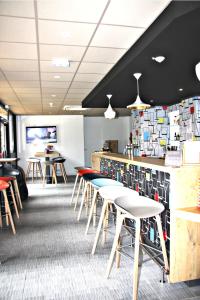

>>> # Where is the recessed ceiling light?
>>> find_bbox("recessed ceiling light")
[52,58,70,68]
[179,88,183,91]
[5,104,9,109]
[51,94,56,97]
[63,105,88,111]
[152,56,166,63]
[62,32,71,38]
[54,75,61,79]
[49,102,53,107]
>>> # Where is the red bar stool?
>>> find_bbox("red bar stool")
[0,176,23,211]
[71,169,99,209]
[0,179,16,234]
[70,167,92,205]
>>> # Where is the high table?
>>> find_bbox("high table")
[35,151,60,183]
[91,152,200,283]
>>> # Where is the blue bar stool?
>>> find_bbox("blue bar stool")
[106,195,169,300]
[91,186,139,255]
[84,178,124,235]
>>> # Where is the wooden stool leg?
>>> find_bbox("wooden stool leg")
[77,181,89,221]
[74,177,83,211]
[32,162,34,183]
[106,212,124,278]
[133,219,141,300]
[26,162,31,180]
[13,179,23,209]
[10,183,19,219]
[61,163,67,183]
[156,215,169,274]
[43,164,46,187]
[116,236,122,268]
[52,165,57,184]
[85,188,98,234]
[102,203,109,245]
[71,173,79,205]
[38,162,43,180]
[92,199,108,255]
[3,190,16,235]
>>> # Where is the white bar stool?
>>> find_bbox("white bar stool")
[106,195,169,300]
[91,186,139,255]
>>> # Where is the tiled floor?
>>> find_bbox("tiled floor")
[0,180,200,300]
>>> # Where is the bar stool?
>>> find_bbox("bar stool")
[82,178,124,233]
[43,161,57,186]
[0,179,16,234]
[73,169,100,209]
[106,195,169,300]
[52,157,68,183]
[71,167,91,205]
[91,186,139,255]
[26,158,43,182]
[0,176,20,219]
[0,167,23,210]
[76,173,108,218]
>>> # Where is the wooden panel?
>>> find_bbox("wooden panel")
[170,214,200,282]
[91,153,101,171]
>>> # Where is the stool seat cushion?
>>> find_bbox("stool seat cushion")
[0,176,14,182]
[82,173,107,181]
[0,179,9,190]
[26,158,40,163]
[0,167,19,177]
[53,158,65,163]
[91,178,123,188]
[99,186,138,202]
[114,195,165,219]
[78,169,99,176]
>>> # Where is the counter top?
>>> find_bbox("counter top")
[175,207,200,223]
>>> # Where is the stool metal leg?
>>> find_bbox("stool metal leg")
[156,215,169,275]
[106,211,124,278]
[85,188,98,234]
[3,190,16,235]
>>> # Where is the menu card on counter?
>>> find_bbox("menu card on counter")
[165,150,182,167]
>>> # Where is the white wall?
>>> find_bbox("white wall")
[84,116,131,166]
[17,115,85,175]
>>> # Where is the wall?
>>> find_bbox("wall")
[131,97,200,157]
[17,115,85,175]
[84,116,131,166]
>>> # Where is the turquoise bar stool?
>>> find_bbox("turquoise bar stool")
[106,195,169,300]
[84,178,123,235]
[77,173,108,219]
[91,186,139,255]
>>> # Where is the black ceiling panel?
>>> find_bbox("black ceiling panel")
[82,1,200,108]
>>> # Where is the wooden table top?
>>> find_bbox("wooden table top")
[35,151,60,158]
[0,158,17,162]
[175,207,200,223]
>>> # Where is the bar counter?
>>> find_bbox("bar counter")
[91,152,200,283]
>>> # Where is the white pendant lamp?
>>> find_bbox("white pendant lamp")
[195,62,200,81]
[104,94,116,119]
[127,73,151,110]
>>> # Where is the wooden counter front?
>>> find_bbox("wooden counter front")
[91,151,200,283]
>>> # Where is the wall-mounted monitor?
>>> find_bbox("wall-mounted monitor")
[26,126,57,144]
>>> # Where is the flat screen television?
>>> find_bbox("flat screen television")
[26,126,57,144]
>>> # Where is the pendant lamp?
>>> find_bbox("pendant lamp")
[127,73,151,110]
[104,94,116,119]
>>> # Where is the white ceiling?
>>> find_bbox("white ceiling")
[0,0,171,115]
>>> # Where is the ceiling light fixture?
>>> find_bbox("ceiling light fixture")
[152,56,165,63]
[104,94,116,119]
[51,94,56,97]
[63,105,88,111]
[49,102,53,107]
[127,73,151,110]
[195,62,200,81]
[179,88,183,91]
[52,58,70,68]
[54,75,61,79]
